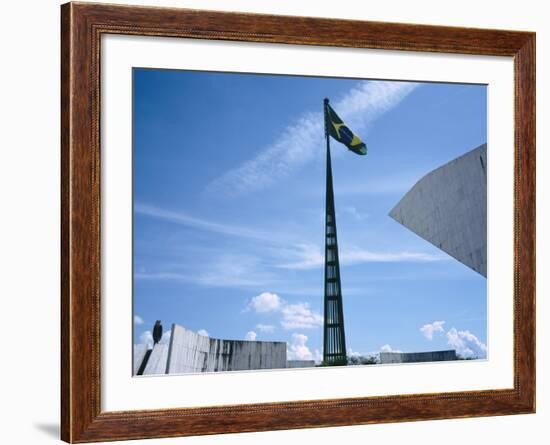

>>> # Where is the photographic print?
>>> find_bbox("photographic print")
[61,5,535,440]
[132,68,487,376]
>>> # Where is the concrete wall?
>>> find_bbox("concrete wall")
[389,144,487,277]
[286,360,315,368]
[133,344,148,375]
[134,324,288,375]
[380,350,457,364]
[167,324,287,374]
[143,344,169,375]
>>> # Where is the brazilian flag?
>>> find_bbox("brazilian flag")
[325,102,367,156]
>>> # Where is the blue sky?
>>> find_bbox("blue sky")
[133,68,487,363]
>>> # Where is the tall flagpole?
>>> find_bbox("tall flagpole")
[323,98,347,366]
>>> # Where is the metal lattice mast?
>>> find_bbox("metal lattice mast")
[323,98,347,366]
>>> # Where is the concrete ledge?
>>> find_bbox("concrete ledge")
[136,324,288,375]
[380,350,457,364]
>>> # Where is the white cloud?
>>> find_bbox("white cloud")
[193,254,275,288]
[342,206,367,221]
[337,80,418,128]
[135,203,268,241]
[380,344,402,353]
[277,243,445,270]
[336,172,425,197]
[207,80,419,196]
[447,328,487,359]
[134,315,144,325]
[256,324,275,333]
[348,347,362,358]
[139,331,153,350]
[244,331,257,341]
[287,333,321,362]
[207,112,322,196]
[341,248,445,264]
[137,254,275,289]
[281,302,323,330]
[300,170,428,200]
[159,330,171,345]
[197,329,209,337]
[247,292,283,313]
[246,292,323,330]
[420,320,446,340]
[139,329,170,350]
[276,244,324,270]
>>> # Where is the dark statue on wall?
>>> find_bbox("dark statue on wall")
[153,320,163,345]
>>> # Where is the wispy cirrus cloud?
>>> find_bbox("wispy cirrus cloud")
[256,323,275,333]
[342,247,445,264]
[136,203,443,267]
[275,244,323,270]
[134,203,445,290]
[341,206,368,221]
[277,243,446,270]
[206,80,419,197]
[135,202,300,247]
[135,203,269,241]
[136,253,276,288]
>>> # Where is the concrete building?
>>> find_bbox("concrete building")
[389,144,487,277]
[380,350,457,364]
[286,360,316,368]
[135,324,288,375]
[167,324,287,374]
[133,344,148,375]
[143,343,169,375]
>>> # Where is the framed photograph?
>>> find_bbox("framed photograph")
[61,2,535,442]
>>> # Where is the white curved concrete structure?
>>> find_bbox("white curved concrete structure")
[167,324,287,374]
[135,324,287,375]
[389,144,487,277]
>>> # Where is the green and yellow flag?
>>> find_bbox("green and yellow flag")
[325,102,367,156]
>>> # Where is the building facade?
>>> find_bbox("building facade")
[389,144,487,277]
[135,324,288,375]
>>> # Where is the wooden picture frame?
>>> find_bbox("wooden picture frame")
[61,2,535,442]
